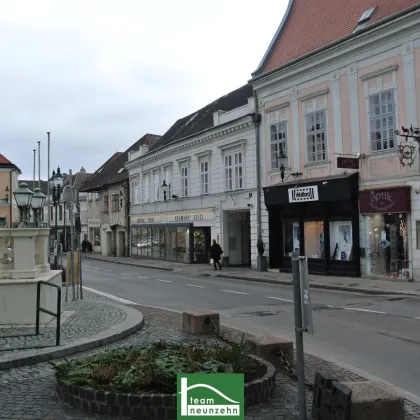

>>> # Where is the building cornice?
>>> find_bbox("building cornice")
[125,118,253,169]
[252,9,420,93]
[360,64,399,81]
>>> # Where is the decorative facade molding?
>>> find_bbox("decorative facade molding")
[176,156,191,166]
[299,89,329,102]
[360,64,399,81]
[218,139,247,153]
[195,150,212,159]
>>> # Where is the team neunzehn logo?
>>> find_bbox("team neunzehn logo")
[177,373,244,419]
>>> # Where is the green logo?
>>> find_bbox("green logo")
[177,373,244,419]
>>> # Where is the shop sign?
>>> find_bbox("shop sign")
[168,211,214,222]
[288,185,319,203]
[135,216,158,223]
[337,156,359,169]
[359,187,411,213]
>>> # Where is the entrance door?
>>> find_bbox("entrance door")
[226,211,251,266]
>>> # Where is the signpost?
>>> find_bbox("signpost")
[291,252,314,420]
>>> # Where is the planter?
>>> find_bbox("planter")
[55,355,276,419]
[257,255,268,272]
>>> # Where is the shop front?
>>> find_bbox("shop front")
[359,186,411,279]
[130,209,214,264]
[263,173,360,277]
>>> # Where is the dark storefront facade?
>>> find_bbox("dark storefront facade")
[359,186,411,279]
[264,173,360,277]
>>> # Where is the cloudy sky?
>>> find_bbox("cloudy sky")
[0,0,287,179]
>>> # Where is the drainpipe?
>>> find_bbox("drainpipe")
[252,91,262,241]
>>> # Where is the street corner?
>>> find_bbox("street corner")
[0,289,144,370]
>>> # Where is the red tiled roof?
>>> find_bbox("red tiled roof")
[0,153,12,165]
[256,0,420,76]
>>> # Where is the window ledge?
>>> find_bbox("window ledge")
[367,148,397,156]
[304,160,331,168]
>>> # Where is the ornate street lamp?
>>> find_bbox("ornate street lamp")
[50,166,63,269]
[161,180,170,201]
[13,182,33,227]
[395,125,420,167]
[32,187,46,227]
[2,186,9,203]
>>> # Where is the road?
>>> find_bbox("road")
[80,258,420,398]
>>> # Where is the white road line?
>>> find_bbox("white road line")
[157,279,171,283]
[415,317,420,320]
[104,269,112,272]
[121,273,132,276]
[186,284,204,288]
[83,286,137,305]
[222,289,248,295]
[138,276,148,279]
[266,296,294,303]
[92,267,101,270]
[83,265,90,268]
[343,307,387,314]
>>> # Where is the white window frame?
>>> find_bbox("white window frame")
[303,96,328,164]
[152,169,160,201]
[143,173,150,203]
[162,163,172,199]
[363,69,398,153]
[200,160,209,195]
[219,140,247,192]
[180,165,189,197]
[130,176,139,205]
[268,107,289,170]
[103,193,109,213]
[95,191,100,200]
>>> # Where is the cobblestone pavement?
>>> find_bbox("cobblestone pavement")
[0,289,126,354]
[0,292,419,419]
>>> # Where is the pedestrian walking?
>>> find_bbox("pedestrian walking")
[210,239,223,271]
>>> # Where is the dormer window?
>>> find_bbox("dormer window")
[353,7,376,32]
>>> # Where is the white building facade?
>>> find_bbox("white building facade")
[126,85,263,267]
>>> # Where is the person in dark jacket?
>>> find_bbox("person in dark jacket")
[210,239,223,270]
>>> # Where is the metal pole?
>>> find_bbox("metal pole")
[76,187,83,299]
[47,132,51,261]
[292,251,307,420]
[69,170,76,301]
[64,201,67,252]
[37,141,41,188]
[54,197,58,269]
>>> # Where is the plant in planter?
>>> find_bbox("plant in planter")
[257,237,268,272]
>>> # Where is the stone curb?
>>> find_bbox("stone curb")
[56,354,275,418]
[84,255,420,297]
[0,303,144,371]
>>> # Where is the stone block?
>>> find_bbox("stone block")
[341,381,405,420]
[245,335,294,369]
[182,309,220,334]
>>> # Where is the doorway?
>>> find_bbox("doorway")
[225,210,251,266]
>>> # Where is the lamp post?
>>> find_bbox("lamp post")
[13,182,33,227]
[32,187,46,227]
[50,167,63,269]
[161,180,169,201]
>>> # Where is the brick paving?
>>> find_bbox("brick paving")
[0,290,419,419]
[0,289,126,354]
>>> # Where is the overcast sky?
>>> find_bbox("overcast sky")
[0,0,287,179]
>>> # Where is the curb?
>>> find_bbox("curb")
[83,256,420,297]
[0,303,144,371]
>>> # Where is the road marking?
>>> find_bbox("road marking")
[222,289,248,295]
[343,307,387,314]
[266,296,294,303]
[83,287,137,305]
[326,305,335,308]
[83,265,90,268]
[415,317,420,320]
[186,284,204,288]
[121,273,132,276]
[92,267,101,270]
[104,269,112,272]
[157,279,171,283]
[138,276,148,279]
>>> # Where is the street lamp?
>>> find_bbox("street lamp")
[3,186,9,203]
[32,187,46,227]
[13,182,33,227]
[161,180,169,201]
[50,166,63,269]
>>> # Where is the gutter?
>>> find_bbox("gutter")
[251,3,420,83]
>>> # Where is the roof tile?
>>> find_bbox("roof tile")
[259,0,420,75]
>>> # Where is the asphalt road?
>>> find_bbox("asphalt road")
[80,258,420,397]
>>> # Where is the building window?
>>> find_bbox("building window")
[153,170,160,201]
[130,178,139,205]
[143,174,150,203]
[103,194,109,213]
[50,206,54,221]
[88,193,93,201]
[111,193,119,212]
[200,161,209,194]
[0,217,6,226]
[163,166,172,198]
[369,89,395,151]
[270,121,288,169]
[225,152,243,191]
[59,205,63,222]
[416,221,420,250]
[306,110,326,163]
[181,165,188,197]
[95,191,100,200]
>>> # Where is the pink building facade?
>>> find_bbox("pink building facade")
[251,2,420,279]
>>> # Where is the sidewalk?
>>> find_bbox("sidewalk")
[84,253,420,297]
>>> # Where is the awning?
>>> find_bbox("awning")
[263,172,359,207]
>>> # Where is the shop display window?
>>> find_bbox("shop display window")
[329,221,353,261]
[364,213,408,278]
[304,221,324,259]
[283,221,300,256]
